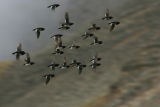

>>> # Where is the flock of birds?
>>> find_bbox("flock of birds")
[12,2,120,85]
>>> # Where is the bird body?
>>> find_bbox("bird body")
[24,53,35,66]
[47,4,60,11]
[33,27,45,39]
[42,74,55,85]
[109,21,120,32]
[12,43,26,60]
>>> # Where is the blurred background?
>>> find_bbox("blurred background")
[0,0,160,107]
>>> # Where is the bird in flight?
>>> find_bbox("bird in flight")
[90,36,103,45]
[108,21,120,32]
[47,4,60,11]
[77,64,86,75]
[88,24,101,31]
[48,61,59,72]
[102,8,113,20]
[81,32,94,39]
[12,43,26,60]
[59,57,70,69]
[33,27,45,39]
[42,74,55,85]
[68,42,80,50]
[24,53,35,66]
[61,12,74,27]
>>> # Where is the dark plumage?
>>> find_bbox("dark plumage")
[77,64,86,75]
[109,21,120,32]
[61,12,74,27]
[90,53,101,62]
[42,74,55,85]
[102,8,113,20]
[88,24,101,31]
[59,57,70,69]
[33,27,45,39]
[47,4,60,11]
[48,62,59,71]
[58,25,70,30]
[52,47,64,55]
[68,42,80,49]
[70,60,81,67]
[24,53,35,66]
[89,60,101,69]
[12,43,26,60]
[81,32,94,39]
[90,36,103,45]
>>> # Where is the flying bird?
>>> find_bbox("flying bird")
[68,42,80,49]
[102,8,113,20]
[81,32,94,39]
[88,24,101,31]
[108,21,120,32]
[42,74,55,85]
[58,25,70,30]
[70,59,81,67]
[33,27,45,39]
[24,53,35,66]
[55,37,66,49]
[62,12,74,27]
[12,43,26,60]
[52,47,64,55]
[59,57,70,69]
[90,53,101,62]
[89,60,101,70]
[50,34,63,41]
[77,64,86,75]
[90,36,103,45]
[48,61,59,71]
[47,4,60,11]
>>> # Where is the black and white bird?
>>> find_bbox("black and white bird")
[42,74,55,85]
[59,57,70,69]
[55,37,66,49]
[102,8,113,20]
[77,64,86,75]
[24,53,35,66]
[90,53,101,62]
[50,34,63,41]
[58,25,70,30]
[81,32,94,39]
[89,60,101,70]
[68,42,80,49]
[48,61,59,71]
[12,43,26,60]
[90,36,103,45]
[70,59,81,67]
[47,4,60,11]
[108,21,120,32]
[61,12,74,27]
[52,47,64,55]
[33,27,45,39]
[88,24,101,31]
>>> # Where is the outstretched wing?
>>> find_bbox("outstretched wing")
[25,53,30,62]
[105,8,109,17]
[17,43,22,51]
[46,77,50,85]
[110,24,115,32]
[65,12,69,23]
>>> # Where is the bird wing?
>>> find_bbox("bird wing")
[105,8,109,17]
[110,24,115,32]
[17,43,22,51]
[65,12,69,23]
[46,77,50,85]
[26,53,30,62]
